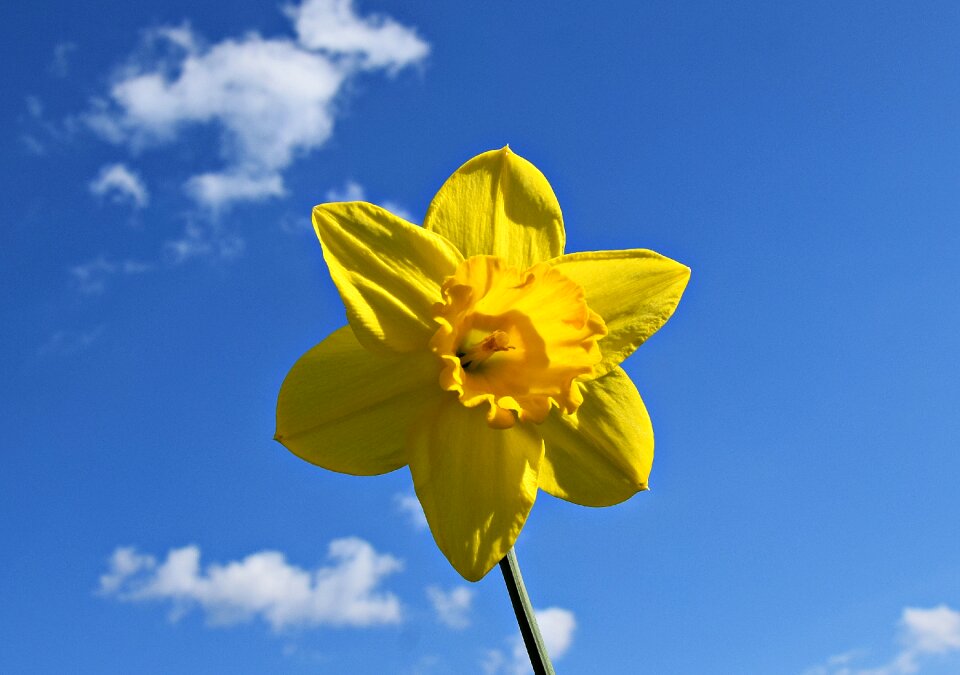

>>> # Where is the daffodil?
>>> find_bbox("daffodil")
[276,147,689,582]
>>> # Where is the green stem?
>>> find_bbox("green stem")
[498,547,556,675]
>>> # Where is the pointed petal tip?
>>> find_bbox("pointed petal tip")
[410,399,541,584]
[457,564,488,583]
[446,542,511,582]
[676,263,692,290]
[424,146,564,266]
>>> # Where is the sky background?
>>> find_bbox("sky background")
[3,1,960,673]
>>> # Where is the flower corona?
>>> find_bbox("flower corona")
[430,256,607,429]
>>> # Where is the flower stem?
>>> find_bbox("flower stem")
[498,547,556,675]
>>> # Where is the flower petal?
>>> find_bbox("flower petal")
[314,202,463,353]
[537,367,653,507]
[550,249,690,377]
[423,147,565,268]
[276,326,442,475]
[409,397,543,581]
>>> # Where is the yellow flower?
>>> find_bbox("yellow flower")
[276,148,690,581]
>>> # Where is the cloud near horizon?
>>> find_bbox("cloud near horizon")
[483,607,577,674]
[803,604,960,675]
[99,538,404,630]
[87,0,429,211]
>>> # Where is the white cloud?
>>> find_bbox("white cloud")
[87,0,429,210]
[484,607,577,674]
[100,547,155,593]
[902,605,960,654]
[70,255,153,294]
[152,23,198,53]
[285,0,429,70]
[90,163,149,208]
[323,181,415,221]
[325,180,366,202]
[481,649,507,675]
[186,172,284,211]
[99,537,404,630]
[393,493,428,531]
[534,608,577,659]
[381,200,416,223]
[803,605,960,675]
[426,585,472,629]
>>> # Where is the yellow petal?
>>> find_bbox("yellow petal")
[314,202,463,353]
[423,147,565,268]
[276,326,442,475]
[409,397,543,581]
[550,249,690,377]
[537,367,653,507]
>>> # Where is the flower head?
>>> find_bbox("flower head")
[276,147,690,581]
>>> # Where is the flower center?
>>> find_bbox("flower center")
[430,255,607,429]
[457,330,515,370]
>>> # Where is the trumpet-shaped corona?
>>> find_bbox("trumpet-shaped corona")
[430,256,607,429]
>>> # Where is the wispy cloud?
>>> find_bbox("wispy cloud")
[280,642,329,665]
[90,163,149,208]
[99,538,404,630]
[69,255,153,295]
[279,211,313,235]
[380,201,417,223]
[26,95,43,119]
[324,180,415,222]
[483,607,577,674]
[49,41,78,77]
[803,605,960,675]
[37,325,106,356]
[426,585,472,629]
[162,222,244,265]
[393,493,428,531]
[20,95,78,155]
[21,134,45,156]
[409,654,443,674]
[67,227,239,296]
[86,0,429,211]
[325,180,367,203]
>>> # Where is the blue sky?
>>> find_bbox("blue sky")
[3,0,960,673]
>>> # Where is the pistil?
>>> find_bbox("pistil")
[457,330,515,370]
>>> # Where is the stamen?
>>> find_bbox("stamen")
[458,330,515,369]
